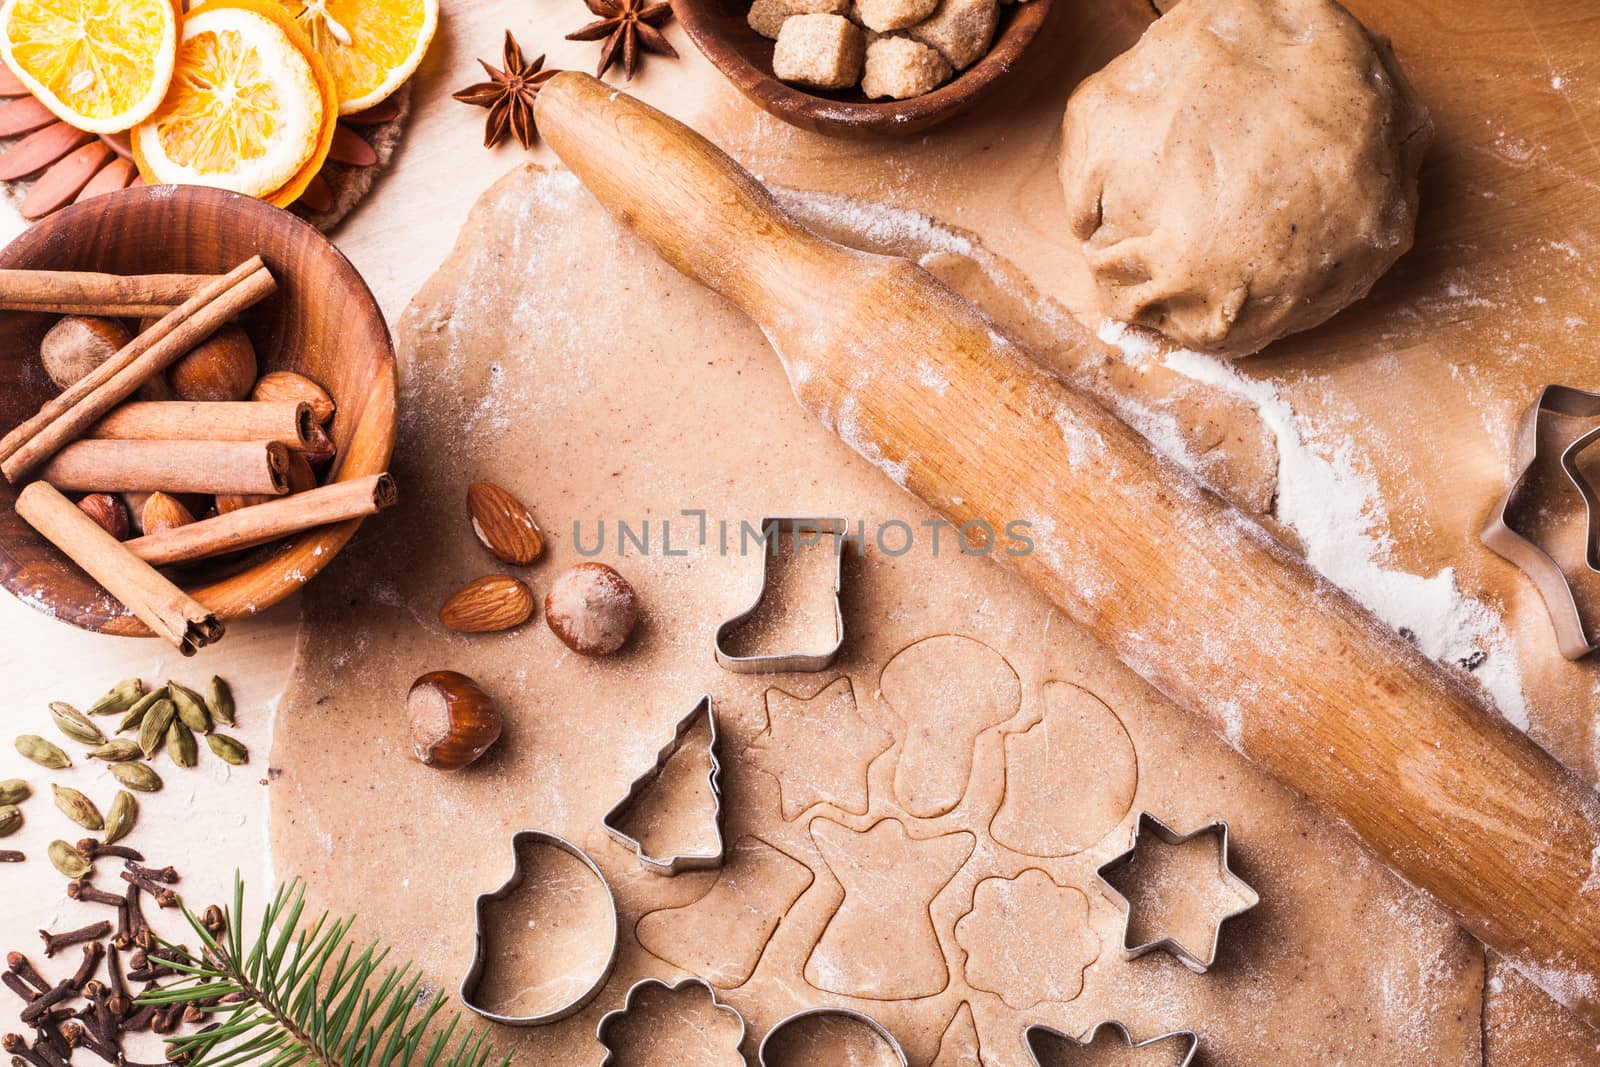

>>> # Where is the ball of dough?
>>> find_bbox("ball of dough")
[1059,0,1432,357]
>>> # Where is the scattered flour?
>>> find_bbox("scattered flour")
[1100,321,1531,729]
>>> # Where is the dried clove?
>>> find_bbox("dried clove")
[103,946,129,1016]
[117,869,176,909]
[124,862,175,885]
[75,841,141,863]
[65,882,124,909]
[37,922,109,959]
[1,972,36,1005]
[7,953,50,994]
[3,1032,61,1067]
[0,849,24,863]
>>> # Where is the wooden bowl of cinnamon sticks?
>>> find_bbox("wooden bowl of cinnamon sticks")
[0,185,397,652]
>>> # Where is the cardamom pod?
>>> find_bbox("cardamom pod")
[207,676,236,727]
[52,784,103,831]
[138,699,176,758]
[47,839,91,879]
[49,701,104,746]
[169,682,212,734]
[118,686,169,734]
[15,734,70,769]
[167,719,197,769]
[110,761,163,793]
[86,678,145,716]
[205,733,249,766]
[103,791,137,845]
[0,779,29,804]
[88,739,144,762]
[0,804,21,837]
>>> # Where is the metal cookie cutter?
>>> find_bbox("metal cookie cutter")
[1023,1021,1198,1066]
[715,516,848,674]
[603,696,725,875]
[1094,811,1259,974]
[1481,384,1600,659]
[460,829,619,1026]
[596,976,748,1066]
[759,1007,908,1066]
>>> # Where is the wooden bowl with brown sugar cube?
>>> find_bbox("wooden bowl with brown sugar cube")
[676,0,1052,137]
[0,185,397,647]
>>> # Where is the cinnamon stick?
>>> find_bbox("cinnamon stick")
[14,483,222,655]
[0,269,215,317]
[38,440,291,495]
[0,257,275,480]
[126,474,396,565]
[87,402,313,447]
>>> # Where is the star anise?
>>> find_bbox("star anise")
[452,31,561,150]
[564,0,679,81]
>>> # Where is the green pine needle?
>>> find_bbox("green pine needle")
[140,876,511,1067]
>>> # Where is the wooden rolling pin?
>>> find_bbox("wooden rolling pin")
[535,73,1600,1027]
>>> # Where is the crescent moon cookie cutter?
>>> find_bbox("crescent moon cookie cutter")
[1093,811,1260,974]
[1023,1021,1199,1066]
[459,829,620,1026]
[602,695,725,875]
[714,516,849,674]
[758,1007,909,1066]
[1481,384,1600,660]
[596,976,748,1066]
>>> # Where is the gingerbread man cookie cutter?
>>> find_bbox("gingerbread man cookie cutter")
[603,695,726,875]
[758,1007,909,1066]
[459,829,619,1026]
[1093,811,1259,974]
[1023,1021,1198,1066]
[714,516,848,674]
[1481,384,1600,659]
[596,976,748,1065]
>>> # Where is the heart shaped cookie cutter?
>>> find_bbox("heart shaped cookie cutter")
[603,695,725,875]
[459,829,619,1026]
[1024,1021,1198,1066]
[758,1007,908,1066]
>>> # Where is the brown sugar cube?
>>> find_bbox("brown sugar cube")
[749,0,851,38]
[772,14,866,90]
[861,35,951,98]
[906,0,997,69]
[854,0,937,31]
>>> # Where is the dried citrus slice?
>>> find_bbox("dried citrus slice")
[0,0,177,133]
[130,0,337,205]
[277,0,437,115]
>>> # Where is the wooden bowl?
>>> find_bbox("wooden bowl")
[0,185,397,638]
[676,0,1053,138]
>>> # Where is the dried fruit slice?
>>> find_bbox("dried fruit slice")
[0,0,176,133]
[131,0,337,204]
[278,0,436,114]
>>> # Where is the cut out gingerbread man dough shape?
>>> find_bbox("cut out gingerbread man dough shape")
[745,677,893,820]
[806,816,976,999]
[880,634,1021,818]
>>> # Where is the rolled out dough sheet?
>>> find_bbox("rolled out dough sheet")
[270,165,1485,1065]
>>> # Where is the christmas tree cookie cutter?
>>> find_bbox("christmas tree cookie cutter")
[758,1007,908,1066]
[1023,1021,1198,1066]
[596,976,748,1066]
[603,695,725,875]
[459,829,619,1026]
[1481,384,1600,660]
[714,516,849,674]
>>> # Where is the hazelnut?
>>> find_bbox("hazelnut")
[407,671,502,770]
[77,494,130,541]
[545,562,639,657]
[168,325,257,401]
[39,316,130,389]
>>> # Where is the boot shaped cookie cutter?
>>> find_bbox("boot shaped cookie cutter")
[603,696,725,875]
[758,1007,908,1066]
[1093,811,1259,974]
[1023,1021,1198,1066]
[460,829,619,1026]
[596,976,748,1065]
[715,517,848,674]
[1481,385,1600,660]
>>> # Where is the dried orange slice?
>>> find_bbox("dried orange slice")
[276,0,436,115]
[0,0,177,133]
[131,0,337,205]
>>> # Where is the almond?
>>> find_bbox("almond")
[466,481,544,565]
[141,492,195,535]
[77,493,129,541]
[253,371,335,424]
[439,575,535,633]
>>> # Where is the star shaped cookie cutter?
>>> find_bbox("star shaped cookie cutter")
[1481,385,1600,660]
[596,976,748,1066]
[602,695,725,875]
[714,516,848,674]
[1093,811,1260,974]
[1023,1021,1198,1066]
[758,1007,908,1066]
